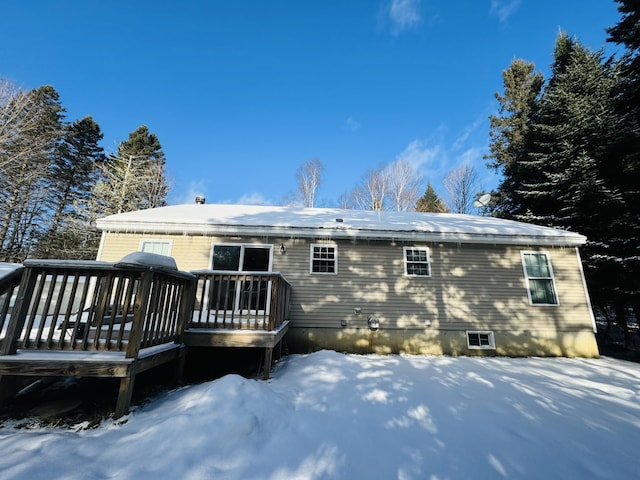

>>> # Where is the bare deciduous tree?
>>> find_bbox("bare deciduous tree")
[342,165,389,211]
[443,164,481,214]
[387,159,423,211]
[0,84,65,261]
[295,158,324,207]
[0,79,55,174]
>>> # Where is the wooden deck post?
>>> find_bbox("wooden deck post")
[262,347,273,380]
[115,374,136,419]
[125,270,153,359]
[0,268,37,356]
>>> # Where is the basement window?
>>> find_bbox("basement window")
[466,331,495,349]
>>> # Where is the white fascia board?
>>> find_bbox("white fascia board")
[96,221,586,247]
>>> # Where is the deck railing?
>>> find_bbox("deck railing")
[0,267,24,340]
[189,271,291,331]
[0,260,196,358]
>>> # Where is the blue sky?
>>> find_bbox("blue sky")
[1,0,622,207]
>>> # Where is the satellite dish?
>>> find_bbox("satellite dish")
[473,193,492,208]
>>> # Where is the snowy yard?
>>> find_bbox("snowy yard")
[0,350,639,479]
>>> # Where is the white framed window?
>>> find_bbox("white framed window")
[403,247,431,277]
[521,251,559,305]
[466,331,495,349]
[139,239,172,256]
[310,244,337,274]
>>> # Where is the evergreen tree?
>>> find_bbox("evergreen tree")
[89,125,169,219]
[531,35,625,305]
[522,35,618,226]
[605,0,640,308]
[415,182,448,213]
[35,116,106,259]
[489,33,631,308]
[116,125,168,211]
[486,59,544,217]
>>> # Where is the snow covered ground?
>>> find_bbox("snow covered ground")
[0,350,639,479]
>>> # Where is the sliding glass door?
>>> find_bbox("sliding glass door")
[210,244,273,315]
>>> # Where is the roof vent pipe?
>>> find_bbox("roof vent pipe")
[195,196,206,205]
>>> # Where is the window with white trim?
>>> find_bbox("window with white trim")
[466,331,495,349]
[310,244,337,274]
[140,239,172,256]
[403,247,431,277]
[521,252,558,305]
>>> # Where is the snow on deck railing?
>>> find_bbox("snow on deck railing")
[189,271,291,331]
[0,259,196,358]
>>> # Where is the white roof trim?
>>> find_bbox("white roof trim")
[95,204,586,247]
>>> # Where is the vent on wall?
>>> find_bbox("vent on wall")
[466,331,495,350]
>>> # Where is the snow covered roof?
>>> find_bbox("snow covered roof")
[95,204,586,246]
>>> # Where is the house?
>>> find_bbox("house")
[95,202,599,358]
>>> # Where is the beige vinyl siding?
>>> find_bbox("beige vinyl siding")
[281,239,593,333]
[99,233,215,271]
[98,231,595,354]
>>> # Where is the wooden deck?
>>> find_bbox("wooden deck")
[0,258,195,418]
[187,270,291,378]
[0,261,292,417]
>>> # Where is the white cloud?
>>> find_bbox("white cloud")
[345,116,361,132]
[395,139,440,170]
[394,117,498,196]
[388,0,422,35]
[490,0,521,24]
[452,116,485,151]
[237,192,270,205]
[170,180,207,205]
[457,147,483,166]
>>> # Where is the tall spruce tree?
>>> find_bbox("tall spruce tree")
[605,0,640,309]
[523,35,619,226]
[489,33,630,309]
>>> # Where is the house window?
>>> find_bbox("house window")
[211,244,272,272]
[466,331,495,349]
[140,239,171,256]
[521,252,558,305]
[310,244,337,274]
[403,247,431,277]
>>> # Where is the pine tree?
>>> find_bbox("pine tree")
[415,182,448,213]
[35,116,106,259]
[486,59,544,217]
[89,125,169,219]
